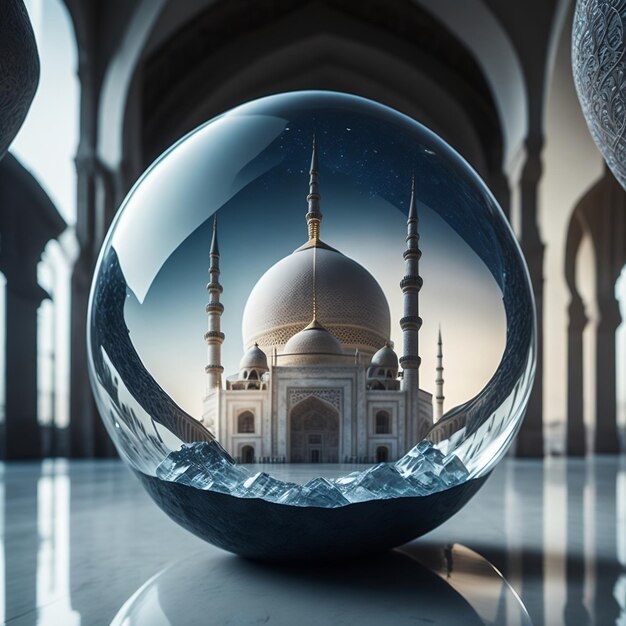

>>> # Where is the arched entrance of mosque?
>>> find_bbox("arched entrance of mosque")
[241,445,255,464]
[289,396,340,463]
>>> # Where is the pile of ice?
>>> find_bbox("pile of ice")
[155,440,469,508]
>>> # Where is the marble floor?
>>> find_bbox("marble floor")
[0,457,624,625]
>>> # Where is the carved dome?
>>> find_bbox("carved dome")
[370,343,399,369]
[242,242,391,357]
[280,318,346,366]
[239,343,268,371]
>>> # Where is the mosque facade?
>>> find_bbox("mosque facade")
[201,141,438,463]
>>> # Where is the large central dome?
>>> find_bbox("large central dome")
[242,241,391,357]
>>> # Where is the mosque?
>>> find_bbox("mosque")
[201,141,444,463]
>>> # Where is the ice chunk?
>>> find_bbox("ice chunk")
[332,470,363,487]
[395,440,446,478]
[208,461,250,494]
[423,445,445,467]
[157,441,232,478]
[405,469,439,495]
[155,440,469,506]
[283,477,350,508]
[439,455,470,487]
[357,463,413,498]
[341,485,376,503]
[156,441,249,491]
[333,470,377,503]
[276,485,303,505]
[395,448,425,477]
[234,472,298,501]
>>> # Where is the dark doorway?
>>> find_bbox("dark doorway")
[289,396,340,463]
[241,445,255,463]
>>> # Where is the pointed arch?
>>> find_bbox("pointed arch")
[564,171,626,454]
[289,394,340,463]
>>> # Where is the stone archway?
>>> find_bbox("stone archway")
[0,155,65,459]
[565,170,626,454]
[289,396,339,463]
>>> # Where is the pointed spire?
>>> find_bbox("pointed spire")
[210,214,219,257]
[408,172,417,223]
[435,325,445,420]
[310,132,319,176]
[306,134,322,242]
[205,214,224,389]
[404,173,420,254]
[400,172,422,409]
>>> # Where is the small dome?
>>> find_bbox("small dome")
[370,343,398,369]
[239,343,268,370]
[280,319,345,365]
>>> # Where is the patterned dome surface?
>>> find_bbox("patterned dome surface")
[370,343,399,369]
[239,343,268,370]
[242,243,391,355]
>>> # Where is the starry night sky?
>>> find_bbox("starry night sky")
[110,92,509,419]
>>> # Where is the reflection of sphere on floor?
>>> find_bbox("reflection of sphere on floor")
[88,91,535,559]
[110,544,532,626]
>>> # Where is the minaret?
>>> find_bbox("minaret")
[435,326,445,420]
[306,135,322,243]
[400,175,422,402]
[204,216,224,389]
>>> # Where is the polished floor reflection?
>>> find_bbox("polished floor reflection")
[110,543,532,626]
[0,457,624,625]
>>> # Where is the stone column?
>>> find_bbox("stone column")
[516,138,545,457]
[566,294,587,456]
[69,148,98,458]
[4,270,45,459]
[69,152,117,458]
[594,295,620,453]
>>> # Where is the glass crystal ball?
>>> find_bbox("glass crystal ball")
[88,91,535,560]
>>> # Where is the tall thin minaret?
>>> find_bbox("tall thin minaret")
[435,326,445,420]
[204,216,224,390]
[400,175,422,406]
[306,135,322,243]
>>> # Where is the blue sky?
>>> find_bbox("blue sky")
[118,121,508,417]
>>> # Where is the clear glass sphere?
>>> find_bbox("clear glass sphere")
[88,91,535,559]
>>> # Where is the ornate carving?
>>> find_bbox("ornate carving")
[288,388,342,413]
[253,324,386,353]
[573,0,626,188]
